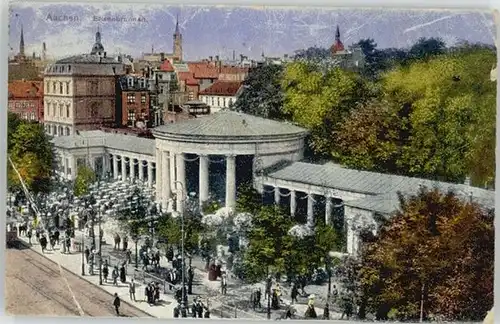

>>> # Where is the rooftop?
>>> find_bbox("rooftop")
[51,130,155,156]
[8,80,43,98]
[160,60,175,72]
[153,110,308,139]
[199,81,242,96]
[265,161,495,213]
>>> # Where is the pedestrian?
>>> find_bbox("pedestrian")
[126,249,132,264]
[27,229,32,245]
[112,266,118,286]
[129,279,136,301]
[154,282,160,304]
[173,304,180,318]
[40,235,47,253]
[323,303,330,320]
[84,247,90,264]
[113,293,121,316]
[114,234,121,250]
[103,264,109,283]
[221,273,227,295]
[291,283,299,304]
[120,264,126,283]
[331,285,338,303]
[123,236,128,251]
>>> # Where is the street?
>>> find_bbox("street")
[5,240,151,317]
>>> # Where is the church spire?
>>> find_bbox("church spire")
[335,25,340,41]
[175,13,180,34]
[20,24,25,56]
[96,26,101,43]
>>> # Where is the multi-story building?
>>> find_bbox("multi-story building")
[8,80,44,122]
[198,81,242,114]
[329,25,365,71]
[117,75,150,128]
[42,29,127,136]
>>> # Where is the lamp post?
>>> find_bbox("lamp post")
[174,180,186,307]
[81,231,85,275]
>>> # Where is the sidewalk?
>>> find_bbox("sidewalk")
[16,234,177,319]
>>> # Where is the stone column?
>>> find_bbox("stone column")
[147,161,154,187]
[162,151,171,205]
[101,155,107,178]
[307,193,315,225]
[325,196,332,225]
[156,148,162,200]
[130,158,136,180]
[113,155,119,179]
[225,154,236,209]
[138,160,144,181]
[199,154,209,206]
[274,187,281,205]
[63,156,68,177]
[170,152,176,190]
[290,190,296,217]
[71,156,77,181]
[90,156,95,171]
[176,153,186,214]
[121,156,127,181]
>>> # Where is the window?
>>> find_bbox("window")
[88,80,98,94]
[141,94,146,103]
[217,97,220,107]
[22,112,28,119]
[68,65,71,72]
[59,104,63,117]
[66,104,70,118]
[90,102,99,117]
[59,82,63,94]
[52,82,56,93]
[127,109,136,126]
[188,91,194,100]
[211,97,214,106]
[229,98,233,106]
[67,82,71,94]
[30,112,35,120]
[127,93,136,104]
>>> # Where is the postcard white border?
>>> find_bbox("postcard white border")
[1,1,499,324]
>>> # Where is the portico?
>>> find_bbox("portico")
[152,110,309,214]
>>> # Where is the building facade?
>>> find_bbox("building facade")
[8,80,44,122]
[118,75,151,128]
[330,25,365,71]
[198,81,242,114]
[42,30,127,136]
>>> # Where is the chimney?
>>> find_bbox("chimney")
[104,52,107,58]
[215,55,219,62]
[42,42,47,61]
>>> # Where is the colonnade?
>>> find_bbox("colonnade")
[156,150,238,215]
[110,154,155,187]
[269,186,340,225]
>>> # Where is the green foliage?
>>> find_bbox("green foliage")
[281,61,375,156]
[358,188,494,321]
[243,206,293,282]
[8,112,22,150]
[157,213,204,253]
[235,182,262,214]
[233,64,288,120]
[9,121,54,193]
[73,166,96,197]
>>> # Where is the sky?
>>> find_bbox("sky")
[8,2,496,61]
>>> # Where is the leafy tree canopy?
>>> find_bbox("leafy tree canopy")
[281,61,376,156]
[232,64,287,120]
[358,187,493,321]
[73,165,97,197]
[9,121,54,193]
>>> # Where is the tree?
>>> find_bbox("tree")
[293,46,331,61]
[73,165,96,197]
[281,61,375,157]
[355,39,387,79]
[333,98,403,173]
[8,112,22,150]
[9,122,54,193]
[408,37,446,61]
[358,187,493,321]
[235,181,262,214]
[382,47,496,184]
[232,64,287,119]
[243,206,293,282]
